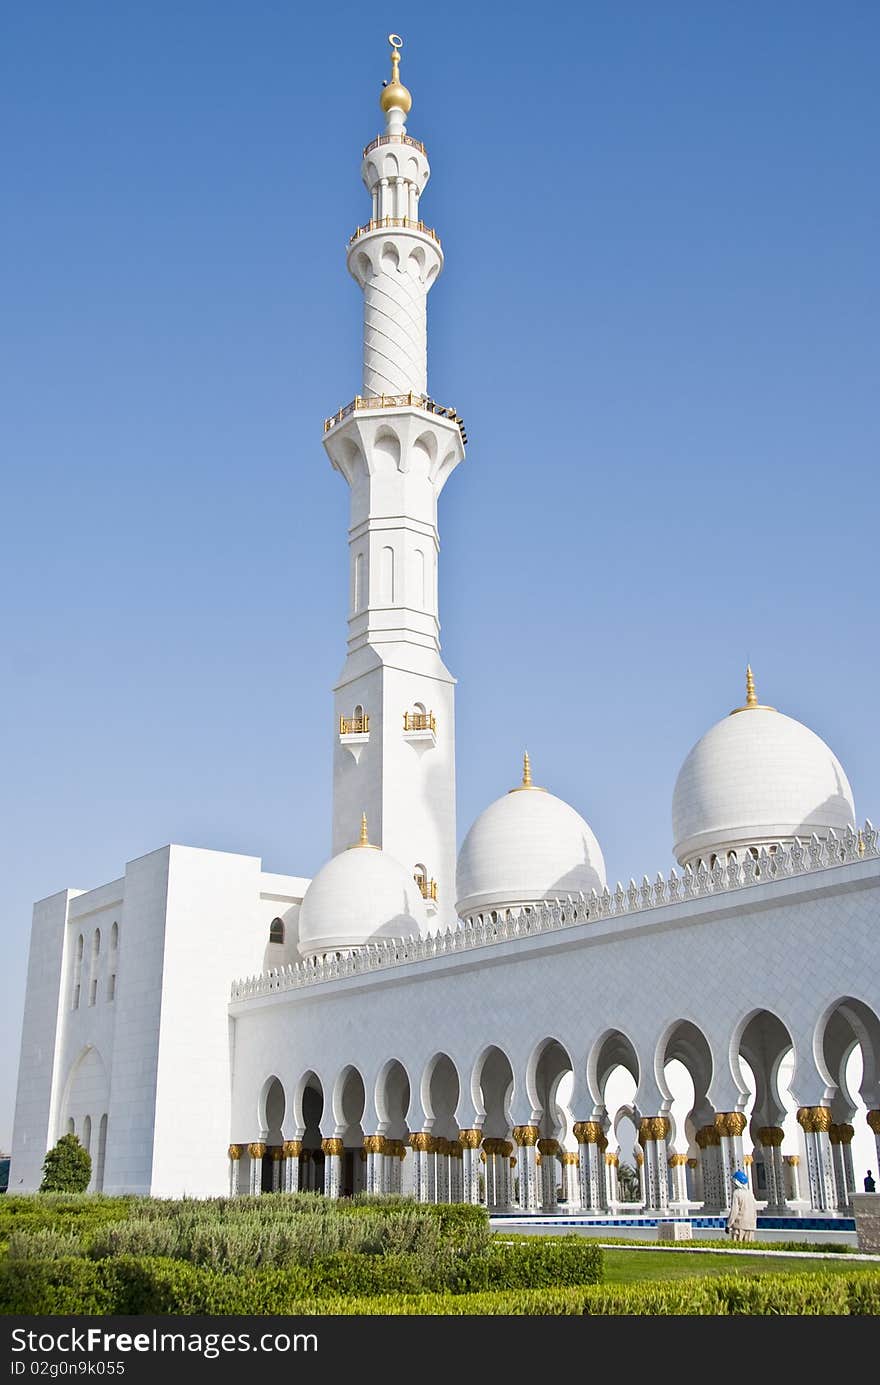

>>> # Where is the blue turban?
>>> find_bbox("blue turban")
[733,1170,748,1186]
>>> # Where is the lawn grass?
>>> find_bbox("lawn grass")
[602,1248,877,1284]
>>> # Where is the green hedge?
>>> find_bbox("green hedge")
[0,1239,602,1314]
[280,1271,880,1315]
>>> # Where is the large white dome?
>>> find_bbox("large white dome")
[456,756,606,919]
[672,671,855,868]
[299,825,427,957]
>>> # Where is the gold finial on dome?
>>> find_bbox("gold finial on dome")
[352,811,378,849]
[509,750,546,793]
[380,33,413,116]
[730,664,776,715]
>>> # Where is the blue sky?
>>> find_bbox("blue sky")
[2,2,878,1148]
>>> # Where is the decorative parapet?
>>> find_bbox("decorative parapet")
[349,215,439,247]
[230,822,878,1002]
[363,132,427,158]
[324,392,467,445]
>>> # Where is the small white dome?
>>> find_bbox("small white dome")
[672,671,855,867]
[456,756,606,919]
[299,828,427,957]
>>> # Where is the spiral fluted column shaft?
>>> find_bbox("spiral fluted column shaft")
[362,259,428,396]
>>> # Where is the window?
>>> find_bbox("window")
[269,917,285,945]
[88,930,101,1006]
[72,934,84,1011]
[107,922,118,1002]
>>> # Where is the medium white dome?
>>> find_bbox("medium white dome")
[672,670,855,868]
[456,756,606,919]
[299,827,427,957]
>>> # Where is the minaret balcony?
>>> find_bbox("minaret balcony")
[348,216,440,248]
[415,875,437,902]
[363,133,426,157]
[340,714,369,735]
[403,709,436,753]
[324,393,467,446]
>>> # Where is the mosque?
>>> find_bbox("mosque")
[9,38,880,1232]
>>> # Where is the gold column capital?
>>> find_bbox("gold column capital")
[270,1146,284,1161]
[639,1116,671,1143]
[228,1144,243,1161]
[363,1134,388,1155]
[409,1131,432,1153]
[757,1125,784,1147]
[743,1154,754,1166]
[695,1124,720,1149]
[573,1120,602,1144]
[784,1154,800,1166]
[282,1139,303,1158]
[247,1142,266,1160]
[458,1128,482,1149]
[687,1158,698,1169]
[867,1110,880,1135]
[561,1151,579,1166]
[797,1105,832,1134]
[512,1124,539,1147]
[668,1153,689,1167]
[635,1151,644,1166]
[321,1138,344,1157]
[715,1111,747,1138]
[537,1138,560,1156]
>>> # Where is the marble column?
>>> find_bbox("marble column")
[668,1153,689,1205]
[270,1147,283,1192]
[561,1151,579,1207]
[538,1139,559,1211]
[606,1152,620,1207]
[282,1140,302,1193]
[757,1127,787,1213]
[322,1139,344,1198]
[638,1117,671,1213]
[573,1121,603,1211]
[458,1129,482,1204]
[784,1154,802,1202]
[434,1138,450,1203]
[695,1125,722,1211]
[227,1145,242,1197]
[715,1112,747,1210]
[409,1132,431,1202]
[513,1125,540,1211]
[636,1150,646,1205]
[367,1135,390,1195]
[247,1142,266,1196]
[797,1107,836,1212]
[686,1156,699,1203]
[829,1123,855,1212]
[869,1112,880,1178]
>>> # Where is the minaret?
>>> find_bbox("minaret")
[323,35,465,926]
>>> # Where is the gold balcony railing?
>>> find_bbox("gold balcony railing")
[339,714,369,735]
[414,875,438,901]
[348,216,440,247]
[404,711,436,733]
[363,133,427,158]
[324,393,467,445]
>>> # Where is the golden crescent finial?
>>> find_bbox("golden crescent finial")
[359,812,369,846]
[380,32,412,115]
[522,751,532,788]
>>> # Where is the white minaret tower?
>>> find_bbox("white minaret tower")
[323,34,465,926]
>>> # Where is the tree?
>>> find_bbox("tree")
[39,1134,91,1193]
[616,1160,641,1203]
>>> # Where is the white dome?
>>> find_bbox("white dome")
[299,837,427,958]
[456,759,606,919]
[672,677,855,867]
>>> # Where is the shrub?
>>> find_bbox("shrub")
[38,1138,92,1195]
[0,1258,117,1314]
[484,1237,602,1289]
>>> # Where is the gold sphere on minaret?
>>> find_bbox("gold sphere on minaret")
[380,33,413,115]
